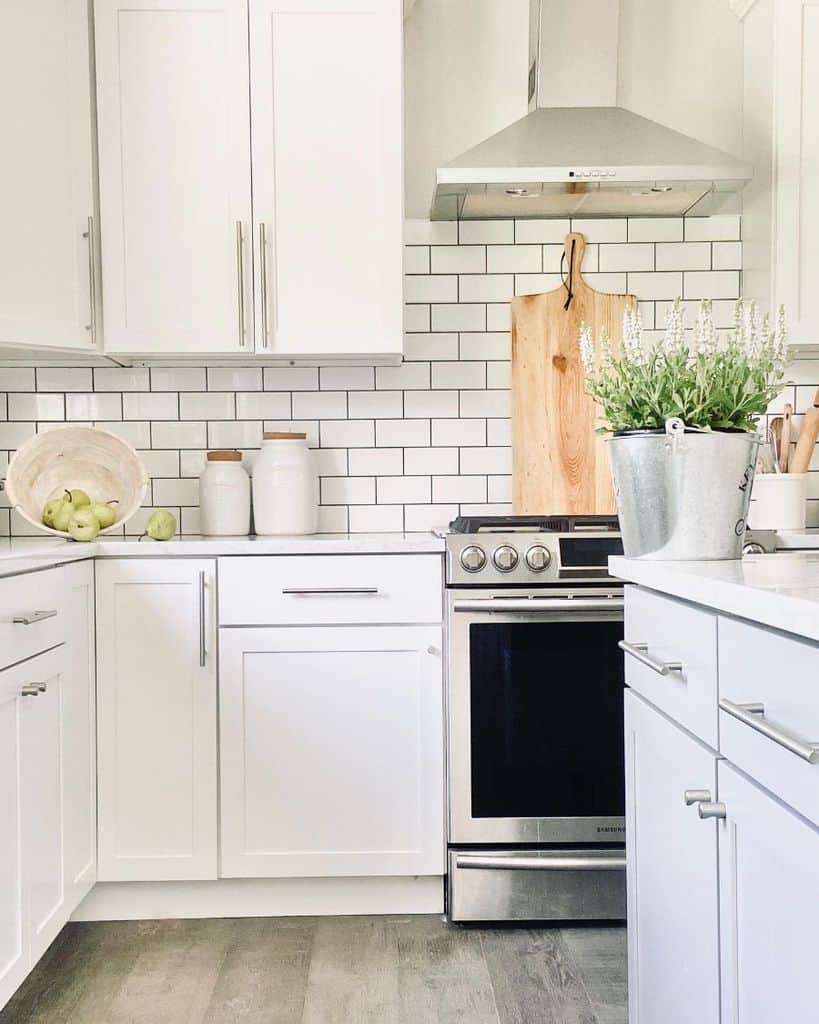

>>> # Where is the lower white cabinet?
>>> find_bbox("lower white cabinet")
[96,559,217,881]
[624,689,721,1024]
[219,625,444,878]
[718,761,819,1024]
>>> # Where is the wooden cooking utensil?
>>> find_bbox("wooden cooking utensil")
[789,389,819,474]
[511,232,636,515]
[769,416,784,471]
[780,403,792,472]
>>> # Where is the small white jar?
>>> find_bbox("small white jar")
[199,451,251,536]
[252,432,318,535]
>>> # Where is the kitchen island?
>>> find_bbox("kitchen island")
[611,553,818,1024]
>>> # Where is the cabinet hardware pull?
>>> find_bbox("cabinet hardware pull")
[83,215,97,343]
[618,640,683,676]
[455,853,626,871]
[684,789,712,806]
[719,698,819,764]
[698,802,727,820]
[20,684,40,697]
[259,222,270,349]
[281,587,379,596]
[13,610,58,625]
[454,597,624,614]
[198,571,207,667]
[236,221,246,347]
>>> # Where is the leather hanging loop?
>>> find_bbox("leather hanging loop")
[560,237,577,310]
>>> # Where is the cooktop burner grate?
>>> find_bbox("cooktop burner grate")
[449,514,619,534]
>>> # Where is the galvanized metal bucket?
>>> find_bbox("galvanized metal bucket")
[606,419,760,560]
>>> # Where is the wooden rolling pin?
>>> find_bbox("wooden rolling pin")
[789,389,819,474]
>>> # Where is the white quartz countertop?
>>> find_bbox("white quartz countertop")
[611,552,819,644]
[0,533,445,577]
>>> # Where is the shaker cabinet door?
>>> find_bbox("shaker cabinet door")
[624,689,721,1024]
[94,0,253,354]
[96,560,218,880]
[0,683,27,1012]
[718,762,819,1024]
[249,0,403,357]
[0,0,98,351]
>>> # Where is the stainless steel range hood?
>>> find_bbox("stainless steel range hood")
[433,105,752,221]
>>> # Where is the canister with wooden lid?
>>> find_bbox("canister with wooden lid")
[199,450,251,536]
[252,431,318,535]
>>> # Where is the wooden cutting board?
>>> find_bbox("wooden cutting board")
[511,232,636,515]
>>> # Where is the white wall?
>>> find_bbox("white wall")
[616,0,744,156]
[403,0,529,219]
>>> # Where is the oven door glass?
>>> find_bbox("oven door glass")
[469,618,624,821]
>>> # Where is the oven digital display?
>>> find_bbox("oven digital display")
[559,536,624,568]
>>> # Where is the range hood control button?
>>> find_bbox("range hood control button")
[492,545,519,572]
[460,544,487,573]
[525,545,552,572]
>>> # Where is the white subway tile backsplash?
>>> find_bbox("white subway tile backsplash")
[0,216,750,536]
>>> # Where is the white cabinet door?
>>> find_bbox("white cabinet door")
[94,0,253,354]
[774,0,819,345]
[624,690,721,1024]
[0,673,28,1012]
[220,626,444,877]
[96,560,217,880]
[20,648,68,965]
[718,761,819,1024]
[0,0,98,351]
[250,0,403,357]
[62,562,96,908]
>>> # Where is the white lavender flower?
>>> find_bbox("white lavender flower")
[663,297,686,353]
[622,307,645,365]
[694,299,718,355]
[578,321,595,374]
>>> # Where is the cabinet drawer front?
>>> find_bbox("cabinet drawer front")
[0,568,65,672]
[218,555,443,625]
[623,586,718,747]
[719,617,819,827]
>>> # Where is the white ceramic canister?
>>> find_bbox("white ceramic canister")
[252,432,318,535]
[199,450,251,536]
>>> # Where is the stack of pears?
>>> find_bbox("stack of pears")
[43,489,117,542]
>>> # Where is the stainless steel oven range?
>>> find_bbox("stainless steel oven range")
[445,515,627,923]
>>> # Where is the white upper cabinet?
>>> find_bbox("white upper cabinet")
[773,0,819,345]
[94,0,253,355]
[249,0,403,357]
[0,1,99,352]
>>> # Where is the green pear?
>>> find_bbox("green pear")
[68,507,100,542]
[42,496,66,528]
[88,501,117,529]
[144,509,176,541]
[53,502,74,532]
[65,488,91,508]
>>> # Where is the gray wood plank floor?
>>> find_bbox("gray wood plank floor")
[0,917,627,1024]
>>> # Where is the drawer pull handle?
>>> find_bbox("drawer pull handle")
[684,789,712,806]
[719,698,819,764]
[281,587,379,596]
[199,571,207,668]
[20,684,40,697]
[13,610,58,625]
[618,640,683,676]
[698,802,727,820]
[455,853,626,872]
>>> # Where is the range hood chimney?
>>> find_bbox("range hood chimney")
[431,4,752,221]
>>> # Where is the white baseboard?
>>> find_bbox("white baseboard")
[70,875,444,922]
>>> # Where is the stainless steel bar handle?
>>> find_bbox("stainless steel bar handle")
[619,640,683,676]
[236,221,246,347]
[719,698,819,764]
[13,610,58,625]
[198,571,206,668]
[20,685,40,697]
[455,853,626,871]
[684,789,712,806]
[453,597,624,614]
[83,215,97,343]
[281,587,379,596]
[259,222,270,349]
[698,802,727,820]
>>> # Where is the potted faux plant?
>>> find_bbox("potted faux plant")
[579,299,789,560]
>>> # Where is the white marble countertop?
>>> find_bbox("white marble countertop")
[611,552,819,643]
[0,533,445,577]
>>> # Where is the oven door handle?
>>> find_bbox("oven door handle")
[454,852,626,871]
[452,597,624,614]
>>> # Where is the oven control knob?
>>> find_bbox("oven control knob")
[525,544,552,572]
[460,544,487,573]
[492,544,519,572]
